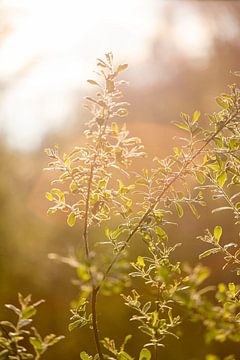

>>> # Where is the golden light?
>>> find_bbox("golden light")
[0,0,213,150]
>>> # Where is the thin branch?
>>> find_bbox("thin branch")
[99,109,239,289]
[82,104,110,360]
[91,287,103,359]
[155,283,160,360]
[82,131,106,360]
[215,179,240,221]
[216,242,240,267]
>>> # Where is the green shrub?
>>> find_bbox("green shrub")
[0,294,63,359]
[44,54,240,359]
[2,53,239,360]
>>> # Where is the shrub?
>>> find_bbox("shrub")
[0,294,63,359]
[2,53,239,360]
[44,54,240,360]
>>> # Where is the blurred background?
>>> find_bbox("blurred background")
[0,0,240,359]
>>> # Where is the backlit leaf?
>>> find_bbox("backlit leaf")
[117,64,128,73]
[228,282,236,297]
[137,256,145,268]
[67,212,76,227]
[139,348,151,360]
[87,80,100,86]
[214,226,222,244]
[217,171,227,187]
[175,203,183,218]
[192,110,200,124]
[199,248,221,259]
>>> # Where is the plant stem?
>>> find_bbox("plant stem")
[83,154,104,359]
[154,283,160,360]
[83,157,95,258]
[82,153,103,359]
[82,118,109,359]
[215,179,240,221]
[100,109,239,286]
[92,287,104,360]
[216,242,240,267]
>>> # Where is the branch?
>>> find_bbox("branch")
[99,109,239,289]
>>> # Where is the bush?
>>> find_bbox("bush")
[1,54,239,360]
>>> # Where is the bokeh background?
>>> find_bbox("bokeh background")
[0,1,240,359]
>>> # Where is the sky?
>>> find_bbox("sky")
[0,0,235,151]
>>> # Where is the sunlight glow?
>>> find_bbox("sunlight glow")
[0,0,218,150]
[0,0,159,149]
[173,11,211,58]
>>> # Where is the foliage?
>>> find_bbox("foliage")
[45,53,240,359]
[0,294,63,359]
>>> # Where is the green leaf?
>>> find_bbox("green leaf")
[155,227,168,241]
[30,337,43,352]
[0,349,9,358]
[105,228,110,239]
[80,352,93,360]
[139,348,151,360]
[217,171,227,187]
[67,212,76,227]
[196,171,205,184]
[214,226,222,244]
[111,227,122,240]
[18,318,32,328]
[0,321,15,330]
[77,265,90,281]
[22,306,36,319]
[129,272,142,278]
[111,122,119,135]
[174,122,189,132]
[68,319,83,332]
[152,310,158,327]
[45,192,54,201]
[192,110,200,124]
[45,334,64,346]
[137,256,145,268]
[70,181,78,192]
[140,326,153,336]
[228,282,236,297]
[5,304,21,315]
[206,355,219,360]
[119,351,133,360]
[175,203,183,218]
[47,207,57,215]
[199,248,220,259]
[216,96,229,109]
[218,283,226,293]
[142,302,151,314]
[65,157,71,168]
[212,206,232,214]
[188,203,200,219]
[121,334,132,349]
[52,188,64,201]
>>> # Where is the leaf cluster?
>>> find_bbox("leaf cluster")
[43,54,240,359]
[0,294,63,360]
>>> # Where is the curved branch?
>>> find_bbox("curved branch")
[99,109,239,289]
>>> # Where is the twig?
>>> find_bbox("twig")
[99,109,239,289]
